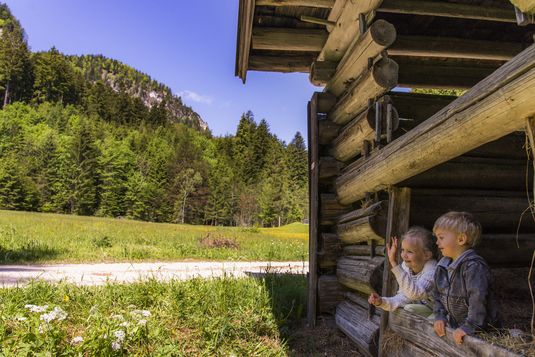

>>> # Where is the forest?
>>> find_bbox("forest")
[0,4,308,227]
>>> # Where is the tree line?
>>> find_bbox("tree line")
[0,4,308,226]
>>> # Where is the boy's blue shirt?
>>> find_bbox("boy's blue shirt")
[433,249,501,335]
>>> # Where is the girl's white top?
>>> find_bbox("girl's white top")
[378,259,437,312]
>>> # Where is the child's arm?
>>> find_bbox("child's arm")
[432,275,448,337]
[458,261,492,335]
[369,291,411,312]
[391,264,434,300]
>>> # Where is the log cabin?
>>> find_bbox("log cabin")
[236,0,535,355]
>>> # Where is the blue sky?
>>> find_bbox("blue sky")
[5,0,318,143]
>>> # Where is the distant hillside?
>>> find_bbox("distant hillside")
[67,55,208,131]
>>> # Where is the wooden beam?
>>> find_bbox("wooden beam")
[337,256,384,294]
[256,0,335,7]
[318,0,383,62]
[378,0,517,23]
[318,119,341,145]
[236,0,255,82]
[389,36,523,61]
[336,301,380,357]
[320,193,351,225]
[307,93,320,327]
[330,105,399,162]
[324,19,397,96]
[252,27,327,52]
[319,156,345,179]
[318,274,345,314]
[318,233,342,268]
[394,56,500,90]
[379,187,410,357]
[337,214,388,244]
[343,244,385,257]
[527,117,535,159]
[336,44,535,205]
[329,57,398,125]
[389,309,521,357]
[249,55,313,73]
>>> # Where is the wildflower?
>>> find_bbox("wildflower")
[114,330,126,342]
[130,309,151,318]
[71,336,84,344]
[127,304,136,309]
[111,314,125,320]
[25,304,48,313]
[137,319,147,326]
[111,341,121,351]
[120,321,130,328]
[40,307,67,323]
[38,324,48,333]
[15,316,27,321]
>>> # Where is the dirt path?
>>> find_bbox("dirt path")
[0,261,308,287]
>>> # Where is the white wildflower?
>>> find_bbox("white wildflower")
[40,307,67,323]
[137,319,147,326]
[127,304,136,309]
[111,314,124,321]
[15,316,27,321]
[38,324,48,333]
[71,336,84,344]
[111,341,121,351]
[130,309,151,318]
[114,330,126,342]
[120,321,130,328]
[25,304,48,313]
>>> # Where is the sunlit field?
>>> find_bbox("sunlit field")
[0,210,308,264]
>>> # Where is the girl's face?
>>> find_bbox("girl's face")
[400,237,431,274]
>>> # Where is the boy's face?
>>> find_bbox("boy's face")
[400,237,430,274]
[434,228,468,260]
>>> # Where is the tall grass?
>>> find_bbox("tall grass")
[0,275,307,356]
[0,210,308,263]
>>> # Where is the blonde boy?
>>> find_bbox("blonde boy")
[433,211,501,345]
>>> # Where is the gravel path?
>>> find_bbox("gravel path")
[0,261,308,287]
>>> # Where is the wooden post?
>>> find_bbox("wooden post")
[308,93,320,327]
[378,187,411,357]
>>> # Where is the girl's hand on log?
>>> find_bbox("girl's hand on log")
[386,236,399,268]
[453,328,466,345]
[368,292,382,306]
[434,320,446,337]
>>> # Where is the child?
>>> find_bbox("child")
[368,226,437,317]
[432,211,501,345]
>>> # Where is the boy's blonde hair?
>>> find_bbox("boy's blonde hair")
[433,211,482,247]
[402,226,437,259]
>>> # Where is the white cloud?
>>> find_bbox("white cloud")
[178,90,213,105]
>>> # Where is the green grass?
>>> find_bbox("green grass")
[0,210,308,264]
[0,275,307,356]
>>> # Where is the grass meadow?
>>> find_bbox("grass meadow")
[0,210,308,264]
[0,274,307,356]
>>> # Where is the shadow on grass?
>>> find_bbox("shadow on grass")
[0,243,61,264]
[246,271,308,336]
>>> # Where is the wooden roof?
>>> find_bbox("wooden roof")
[236,0,535,84]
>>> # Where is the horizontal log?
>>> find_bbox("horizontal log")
[316,92,337,113]
[248,55,313,73]
[324,19,397,96]
[330,106,399,162]
[477,234,535,267]
[338,200,387,224]
[252,27,327,52]
[378,0,517,23]
[345,291,380,315]
[318,274,345,314]
[319,156,345,179]
[255,0,335,7]
[319,233,342,268]
[338,215,388,244]
[343,244,385,257]
[320,193,351,226]
[337,256,384,294]
[335,44,535,205]
[318,0,383,62]
[389,309,521,357]
[318,119,341,145]
[329,58,399,125]
[400,157,532,191]
[336,301,380,357]
[410,189,534,233]
[395,56,501,90]
[389,36,523,62]
[310,60,337,86]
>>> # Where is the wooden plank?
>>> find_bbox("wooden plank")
[343,244,385,257]
[256,0,335,7]
[389,309,521,357]
[323,19,397,95]
[389,35,523,61]
[318,0,383,62]
[337,215,388,244]
[378,0,517,23]
[235,0,255,82]
[319,156,345,179]
[320,193,352,225]
[336,301,380,357]
[335,44,535,205]
[249,55,313,73]
[338,200,387,224]
[378,187,410,357]
[318,233,342,268]
[307,93,320,327]
[329,57,398,125]
[252,27,327,52]
[527,117,535,159]
[337,256,384,295]
[318,274,345,314]
[318,118,341,144]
